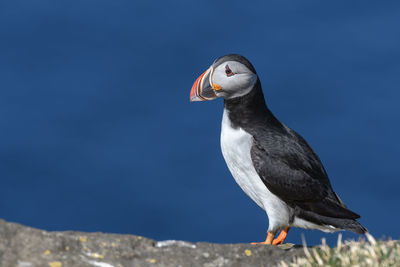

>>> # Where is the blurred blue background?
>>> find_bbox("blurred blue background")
[0,1,399,246]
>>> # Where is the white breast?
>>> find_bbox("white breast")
[220,109,290,231]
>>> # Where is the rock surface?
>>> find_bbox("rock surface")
[0,219,306,267]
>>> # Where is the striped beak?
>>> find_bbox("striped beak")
[190,66,218,102]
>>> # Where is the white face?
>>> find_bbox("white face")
[212,61,257,99]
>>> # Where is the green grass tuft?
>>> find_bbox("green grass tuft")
[281,233,400,267]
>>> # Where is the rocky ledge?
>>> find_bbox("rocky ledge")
[0,219,306,267]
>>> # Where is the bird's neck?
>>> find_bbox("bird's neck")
[223,79,282,130]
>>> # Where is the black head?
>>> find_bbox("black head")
[213,54,257,74]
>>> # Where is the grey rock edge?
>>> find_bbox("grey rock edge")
[0,219,307,267]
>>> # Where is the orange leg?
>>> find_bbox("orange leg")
[251,231,275,245]
[272,227,290,245]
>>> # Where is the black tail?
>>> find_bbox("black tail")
[294,198,360,220]
[345,220,368,234]
[297,208,368,234]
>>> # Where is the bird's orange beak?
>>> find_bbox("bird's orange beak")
[190,66,218,102]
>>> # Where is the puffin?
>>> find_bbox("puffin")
[189,54,366,245]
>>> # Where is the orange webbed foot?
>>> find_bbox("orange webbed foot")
[272,227,290,245]
[251,227,291,246]
[251,231,275,245]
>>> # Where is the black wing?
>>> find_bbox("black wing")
[250,127,359,219]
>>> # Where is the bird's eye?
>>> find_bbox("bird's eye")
[225,65,234,77]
